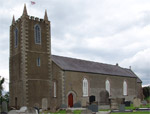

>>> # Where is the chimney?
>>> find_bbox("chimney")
[116,63,119,66]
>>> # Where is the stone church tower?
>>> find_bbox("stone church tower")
[9,5,52,108]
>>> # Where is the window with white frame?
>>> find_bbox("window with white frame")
[34,24,41,44]
[37,57,40,66]
[105,80,110,95]
[54,82,56,97]
[14,28,18,47]
[83,78,88,97]
[123,80,127,95]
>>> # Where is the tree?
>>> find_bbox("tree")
[0,76,5,112]
[143,86,150,99]
[0,76,5,97]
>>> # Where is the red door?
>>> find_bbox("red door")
[68,93,73,107]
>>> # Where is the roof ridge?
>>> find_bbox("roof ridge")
[52,54,118,67]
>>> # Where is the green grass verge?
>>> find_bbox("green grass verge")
[40,104,150,114]
[40,110,82,114]
[125,104,150,110]
[111,111,150,114]
[41,111,150,114]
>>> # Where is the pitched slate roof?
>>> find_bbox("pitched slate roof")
[51,55,142,82]
[124,68,142,83]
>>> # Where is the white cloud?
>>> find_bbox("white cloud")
[121,48,150,85]
[0,0,150,91]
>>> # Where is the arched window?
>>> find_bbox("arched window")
[54,82,56,97]
[105,80,110,95]
[83,78,88,97]
[34,24,41,44]
[14,28,18,47]
[123,80,127,95]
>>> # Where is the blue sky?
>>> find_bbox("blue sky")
[0,0,150,91]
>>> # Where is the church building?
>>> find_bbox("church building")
[9,5,142,109]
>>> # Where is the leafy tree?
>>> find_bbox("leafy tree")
[0,77,9,111]
[0,76,5,97]
[3,92,9,102]
[143,86,150,99]
[0,76,5,111]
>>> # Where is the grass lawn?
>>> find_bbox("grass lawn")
[41,110,82,114]
[40,104,150,114]
[111,111,150,114]
[125,104,150,110]
[41,111,150,114]
[41,110,150,114]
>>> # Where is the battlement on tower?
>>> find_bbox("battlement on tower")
[29,16,44,22]
[12,4,49,26]
[13,16,47,25]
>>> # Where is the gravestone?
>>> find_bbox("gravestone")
[8,110,18,114]
[116,98,125,104]
[133,98,141,108]
[19,106,27,113]
[99,111,111,114]
[99,90,109,105]
[89,95,95,104]
[73,101,81,108]
[2,101,8,113]
[110,98,118,110]
[60,104,67,109]
[88,104,98,112]
[119,104,125,112]
[81,109,92,114]
[141,100,147,106]
[42,98,48,110]
[82,97,88,107]
[124,101,131,107]
[25,107,37,114]
[99,105,110,110]
[1,112,7,114]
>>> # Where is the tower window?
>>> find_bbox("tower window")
[14,28,18,47]
[37,57,40,66]
[123,80,127,95]
[83,78,88,97]
[106,80,110,95]
[34,24,41,44]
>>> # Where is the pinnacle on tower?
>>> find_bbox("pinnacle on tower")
[44,10,48,21]
[12,15,15,24]
[23,4,28,16]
